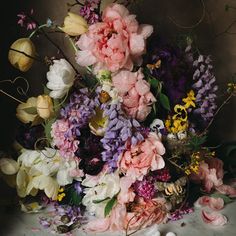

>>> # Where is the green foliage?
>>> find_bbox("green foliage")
[23,107,37,114]
[159,93,170,111]
[188,135,207,151]
[93,197,110,204]
[44,118,56,142]
[104,196,117,217]
[43,85,51,95]
[211,193,233,204]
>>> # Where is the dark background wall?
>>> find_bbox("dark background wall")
[0,0,235,151]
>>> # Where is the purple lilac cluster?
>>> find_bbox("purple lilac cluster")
[192,55,218,123]
[60,88,99,138]
[149,44,193,107]
[80,0,100,24]
[100,102,147,170]
[169,204,194,221]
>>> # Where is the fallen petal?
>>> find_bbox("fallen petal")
[201,210,228,226]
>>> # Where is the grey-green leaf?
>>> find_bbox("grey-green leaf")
[23,106,37,114]
[159,93,170,111]
[104,196,117,217]
[211,193,233,204]
[93,197,110,204]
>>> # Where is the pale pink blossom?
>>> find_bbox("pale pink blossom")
[190,158,223,192]
[215,184,236,198]
[51,119,79,159]
[76,3,153,72]
[118,176,135,204]
[85,204,127,232]
[112,70,156,121]
[119,132,165,181]
[126,198,168,231]
[201,210,228,226]
[195,196,224,210]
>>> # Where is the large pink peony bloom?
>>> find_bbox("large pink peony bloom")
[76,3,153,72]
[119,132,165,181]
[112,69,156,121]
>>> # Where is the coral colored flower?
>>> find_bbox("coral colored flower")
[112,70,156,121]
[126,197,168,230]
[76,3,153,72]
[119,132,165,181]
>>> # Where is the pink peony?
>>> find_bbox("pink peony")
[201,210,228,226]
[195,196,224,211]
[119,132,165,181]
[76,3,153,72]
[126,197,168,230]
[112,70,156,121]
[190,158,223,192]
[51,119,79,159]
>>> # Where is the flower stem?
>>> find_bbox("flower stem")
[29,24,48,39]
[0,89,24,104]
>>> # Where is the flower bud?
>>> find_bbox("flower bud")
[61,12,88,36]
[0,158,19,175]
[16,97,38,124]
[36,95,54,119]
[8,38,36,72]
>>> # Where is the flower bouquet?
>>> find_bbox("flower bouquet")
[1,0,236,235]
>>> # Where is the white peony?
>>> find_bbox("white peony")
[46,59,76,99]
[82,172,120,217]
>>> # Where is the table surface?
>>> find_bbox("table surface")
[0,201,236,236]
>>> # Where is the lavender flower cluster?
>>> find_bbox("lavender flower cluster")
[101,102,147,170]
[79,0,100,24]
[192,55,218,123]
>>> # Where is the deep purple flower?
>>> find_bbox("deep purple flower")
[79,0,100,24]
[134,179,155,200]
[74,182,83,195]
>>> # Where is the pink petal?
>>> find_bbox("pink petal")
[85,218,110,232]
[196,196,224,210]
[129,34,145,56]
[201,210,228,226]
[216,184,236,197]
[138,24,154,39]
[76,50,97,67]
[135,78,150,95]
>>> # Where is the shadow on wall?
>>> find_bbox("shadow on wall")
[0,0,236,149]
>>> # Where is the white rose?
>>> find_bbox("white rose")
[82,172,120,217]
[46,59,76,99]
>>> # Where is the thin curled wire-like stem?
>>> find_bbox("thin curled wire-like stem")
[168,0,206,29]
[34,137,57,159]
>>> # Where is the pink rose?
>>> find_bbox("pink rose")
[201,210,228,226]
[119,132,165,181]
[215,184,236,197]
[112,70,156,121]
[76,4,153,72]
[190,158,223,192]
[195,196,224,211]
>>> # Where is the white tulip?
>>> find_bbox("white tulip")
[46,59,76,99]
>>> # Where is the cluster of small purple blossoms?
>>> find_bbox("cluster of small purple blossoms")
[134,178,155,200]
[60,88,99,137]
[17,9,36,30]
[100,102,146,170]
[79,0,100,24]
[169,204,194,221]
[192,55,218,122]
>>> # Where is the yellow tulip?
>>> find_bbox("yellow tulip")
[61,12,88,36]
[8,38,36,72]
[16,97,38,124]
[36,95,54,119]
[0,158,19,175]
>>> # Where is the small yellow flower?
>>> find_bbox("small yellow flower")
[36,95,54,119]
[173,104,188,121]
[57,188,66,202]
[8,38,36,72]
[61,12,88,36]
[182,90,196,109]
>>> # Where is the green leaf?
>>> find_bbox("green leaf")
[104,196,117,217]
[43,85,51,95]
[44,118,56,142]
[23,107,37,114]
[149,78,159,88]
[70,189,82,206]
[188,134,207,151]
[159,93,170,111]
[93,197,110,204]
[211,193,233,204]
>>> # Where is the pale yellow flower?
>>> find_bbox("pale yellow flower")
[8,38,36,72]
[36,95,54,119]
[61,12,88,36]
